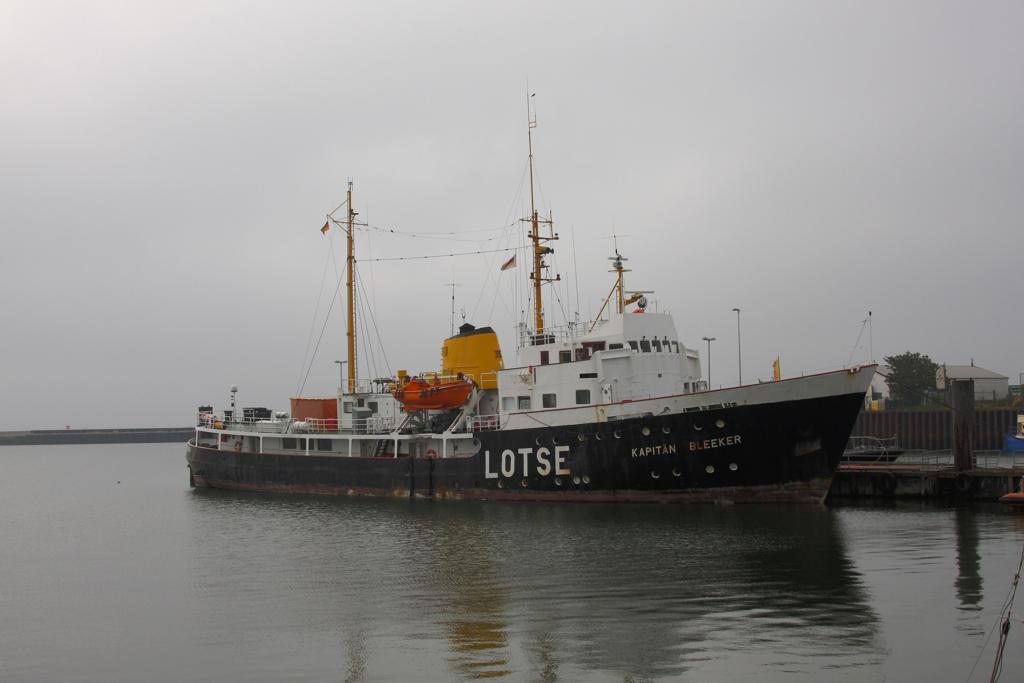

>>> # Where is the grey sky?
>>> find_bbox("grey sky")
[2,0,1021,429]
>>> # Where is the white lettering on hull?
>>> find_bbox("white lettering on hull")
[630,444,680,458]
[484,445,571,479]
[688,434,743,451]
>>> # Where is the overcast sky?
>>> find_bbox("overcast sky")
[2,0,1021,429]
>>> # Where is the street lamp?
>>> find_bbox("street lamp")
[702,336,716,388]
[334,360,347,392]
[732,307,742,385]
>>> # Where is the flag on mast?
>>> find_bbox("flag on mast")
[320,221,329,235]
[772,357,781,381]
[500,254,516,271]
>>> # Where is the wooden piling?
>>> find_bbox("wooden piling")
[951,379,974,472]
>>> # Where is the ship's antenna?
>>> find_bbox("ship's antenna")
[571,225,580,327]
[522,92,558,337]
[868,310,874,362]
[345,180,357,394]
[443,282,460,336]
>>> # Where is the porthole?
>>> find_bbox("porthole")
[552,436,560,445]
[662,426,671,435]
[641,426,651,436]
[572,476,581,485]
[613,431,622,439]
[705,465,715,474]
[577,433,586,442]
[535,437,543,446]
[716,419,726,429]
[694,424,703,431]
[595,433,603,441]
[521,479,529,488]
[729,462,738,471]
[672,468,682,477]
[582,475,590,484]
[497,480,505,489]
[651,471,661,479]
[555,477,562,486]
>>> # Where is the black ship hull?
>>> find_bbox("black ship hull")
[186,390,866,503]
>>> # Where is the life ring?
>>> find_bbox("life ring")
[426,448,438,459]
[233,441,242,452]
[955,472,974,494]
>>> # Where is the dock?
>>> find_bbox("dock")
[831,451,1024,500]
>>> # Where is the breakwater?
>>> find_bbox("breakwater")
[0,427,193,446]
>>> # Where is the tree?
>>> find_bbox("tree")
[883,351,939,406]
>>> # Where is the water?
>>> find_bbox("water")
[2,444,1022,682]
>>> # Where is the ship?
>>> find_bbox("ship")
[186,107,875,504]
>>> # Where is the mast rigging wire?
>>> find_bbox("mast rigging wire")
[294,245,337,396]
[358,246,517,263]
[355,267,393,379]
[295,258,346,398]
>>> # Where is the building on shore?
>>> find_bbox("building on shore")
[936,363,1009,401]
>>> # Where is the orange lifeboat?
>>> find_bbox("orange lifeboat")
[392,376,475,412]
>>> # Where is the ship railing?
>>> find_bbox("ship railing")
[339,377,393,394]
[195,412,292,433]
[467,413,501,432]
[196,412,398,435]
[517,321,603,348]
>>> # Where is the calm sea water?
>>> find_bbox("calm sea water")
[1,443,1022,682]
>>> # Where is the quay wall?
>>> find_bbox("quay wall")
[850,408,1017,451]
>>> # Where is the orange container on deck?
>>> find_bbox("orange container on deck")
[289,397,338,422]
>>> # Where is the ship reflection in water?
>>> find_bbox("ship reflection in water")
[186,494,882,680]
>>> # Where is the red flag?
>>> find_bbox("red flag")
[320,222,329,235]
[500,254,516,271]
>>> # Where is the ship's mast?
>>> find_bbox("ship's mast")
[345,181,357,394]
[523,94,558,337]
[612,250,628,314]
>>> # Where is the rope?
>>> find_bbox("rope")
[988,543,1024,682]
[967,542,1024,682]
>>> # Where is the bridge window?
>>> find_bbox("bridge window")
[652,339,662,352]
[502,397,516,411]
[518,396,532,410]
[609,343,623,350]
[579,372,598,379]
[575,389,591,405]
[628,341,638,351]
[559,350,572,363]
[672,341,680,353]
[639,339,652,353]
[283,438,298,449]
[317,439,332,452]
[542,393,557,408]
